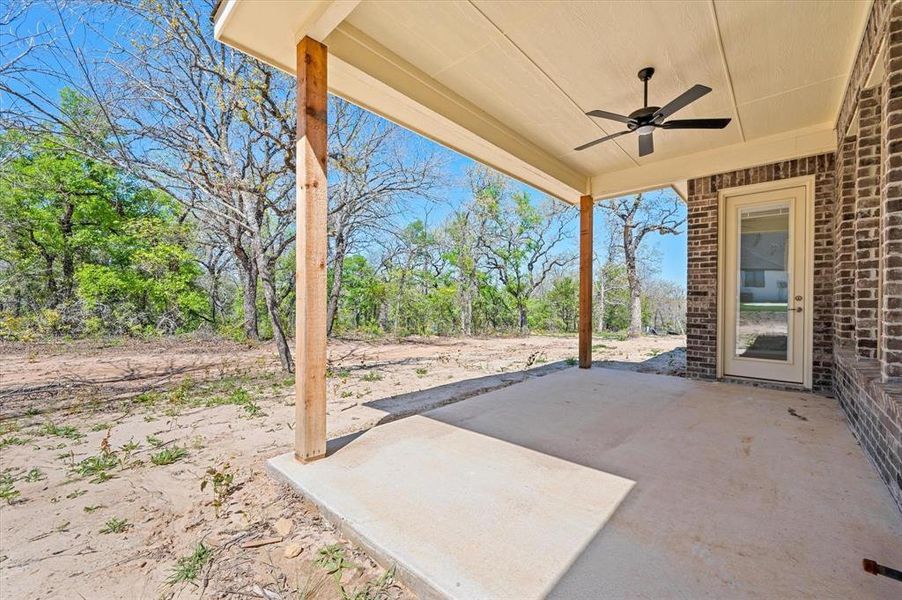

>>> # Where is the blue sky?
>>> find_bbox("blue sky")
[10,0,688,287]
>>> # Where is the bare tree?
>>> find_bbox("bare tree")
[598,192,684,337]
[644,278,686,334]
[326,98,443,336]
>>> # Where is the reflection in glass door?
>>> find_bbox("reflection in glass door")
[736,205,790,361]
[722,185,807,384]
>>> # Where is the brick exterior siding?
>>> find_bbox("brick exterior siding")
[855,87,882,359]
[834,137,858,345]
[833,349,902,511]
[686,155,835,392]
[881,3,902,380]
[833,0,902,512]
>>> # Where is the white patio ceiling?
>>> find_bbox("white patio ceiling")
[214,0,871,202]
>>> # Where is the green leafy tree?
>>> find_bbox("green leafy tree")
[472,168,576,334]
[544,276,579,332]
[0,130,204,336]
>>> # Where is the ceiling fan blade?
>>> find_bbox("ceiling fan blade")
[638,132,654,157]
[586,109,634,125]
[661,118,731,129]
[574,130,631,151]
[653,84,712,120]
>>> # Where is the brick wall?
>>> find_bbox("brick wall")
[834,348,902,512]
[685,154,835,392]
[834,137,857,345]
[880,2,902,380]
[855,87,882,359]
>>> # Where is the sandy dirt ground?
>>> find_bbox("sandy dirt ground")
[0,334,684,599]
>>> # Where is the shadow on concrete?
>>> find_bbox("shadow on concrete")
[593,345,686,376]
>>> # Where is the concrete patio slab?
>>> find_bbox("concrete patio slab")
[268,368,902,599]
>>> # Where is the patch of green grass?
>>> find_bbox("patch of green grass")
[201,464,235,517]
[84,504,103,513]
[0,436,28,448]
[167,543,213,585]
[597,331,628,342]
[0,473,20,503]
[240,399,263,417]
[316,544,355,584]
[135,391,160,406]
[41,422,84,440]
[361,371,383,382]
[146,435,164,447]
[565,357,578,366]
[646,348,663,357]
[24,468,44,482]
[203,387,264,417]
[150,447,188,466]
[315,543,395,599]
[120,440,140,460]
[91,423,112,432]
[100,517,131,534]
[167,378,195,405]
[73,453,119,483]
[66,489,87,499]
[415,367,428,376]
[339,390,353,398]
[592,343,615,350]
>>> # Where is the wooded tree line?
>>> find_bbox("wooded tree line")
[0,0,686,368]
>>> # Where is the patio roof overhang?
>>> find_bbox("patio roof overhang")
[213,0,871,203]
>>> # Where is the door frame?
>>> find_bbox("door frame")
[716,175,815,389]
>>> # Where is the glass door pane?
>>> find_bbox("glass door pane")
[735,204,790,361]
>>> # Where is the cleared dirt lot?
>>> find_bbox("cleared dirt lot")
[0,334,684,599]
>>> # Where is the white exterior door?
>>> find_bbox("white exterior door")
[722,185,808,384]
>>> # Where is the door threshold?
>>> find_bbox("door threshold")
[720,375,809,392]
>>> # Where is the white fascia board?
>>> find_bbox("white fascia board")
[590,124,837,201]
[214,1,360,73]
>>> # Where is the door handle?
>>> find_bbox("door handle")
[786,306,802,313]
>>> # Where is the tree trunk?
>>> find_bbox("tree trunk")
[623,213,642,338]
[518,303,528,335]
[595,268,606,333]
[626,261,642,337]
[44,254,57,307]
[460,280,473,336]
[59,202,75,303]
[256,250,293,372]
[209,270,219,326]
[326,232,347,337]
[393,271,406,336]
[235,248,259,340]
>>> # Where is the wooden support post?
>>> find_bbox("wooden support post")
[579,195,593,369]
[295,37,328,462]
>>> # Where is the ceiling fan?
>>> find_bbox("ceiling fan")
[574,67,731,156]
